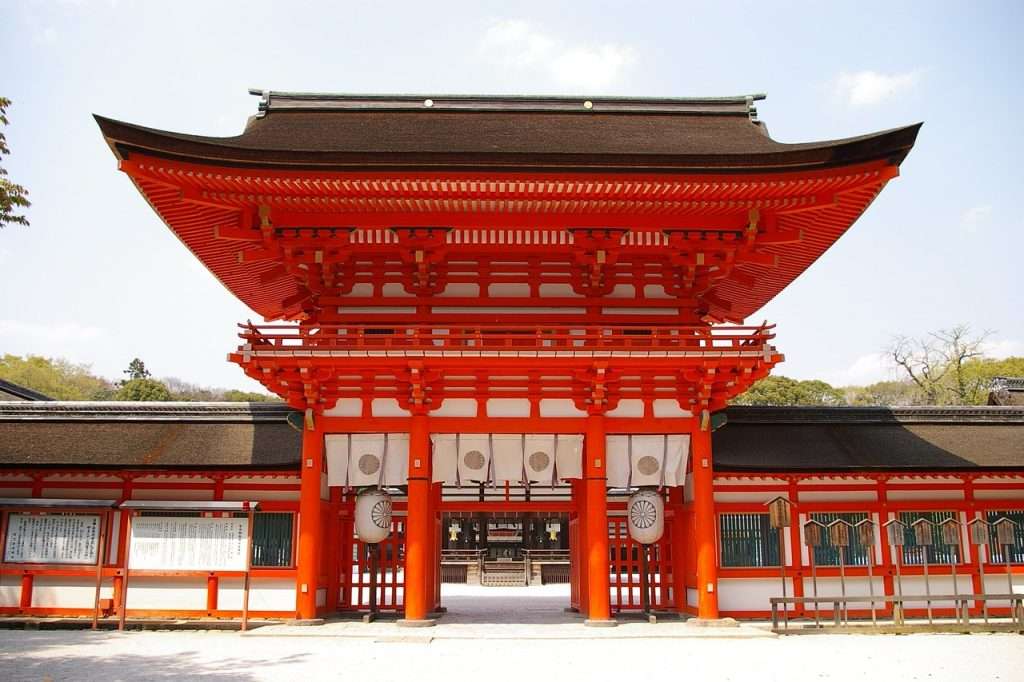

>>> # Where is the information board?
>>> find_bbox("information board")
[128,516,249,571]
[3,513,101,564]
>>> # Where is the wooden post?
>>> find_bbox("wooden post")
[241,507,254,631]
[669,486,687,614]
[19,574,32,612]
[92,509,110,629]
[118,510,133,631]
[583,413,614,626]
[692,422,719,619]
[206,575,219,614]
[296,419,324,621]
[401,412,435,625]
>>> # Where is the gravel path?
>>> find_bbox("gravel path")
[1,585,1021,681]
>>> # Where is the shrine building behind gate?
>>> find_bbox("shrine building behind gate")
[3,90,1020,624]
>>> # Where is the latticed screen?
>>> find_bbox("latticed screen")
[898,511,960,564]
[251,512,294,567]
[809,512,870,566]
[986,510,1024,564]
[719,513,780,567]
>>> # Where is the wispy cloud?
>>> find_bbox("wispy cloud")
[833,70,921,106]
[960,204,993,233]
[821,352,894,387]
[982,338,1024,359]
[479,19,637,91]
[0,320,104,344]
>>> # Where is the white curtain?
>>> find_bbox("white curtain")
[664,435,690,487]
[630,434,666,487]
[457,434,492,483]
[430,434,459,484]
[606,435,631,488]
[491,434,525,483]
[325,434,349,487]
[382,433,410,486]
[348,433,385,487]
[524,434,556,483]
[554,434,583,480]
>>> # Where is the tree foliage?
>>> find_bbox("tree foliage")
[0,355,278,402]
[116,378,173,401]
[0,97,30,228]
[0,354,115,400]
[888,325,999,405]
[731,375,846,406]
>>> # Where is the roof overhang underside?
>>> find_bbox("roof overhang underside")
[95,105,919,322]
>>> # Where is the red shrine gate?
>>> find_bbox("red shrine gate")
[96,91,918,623]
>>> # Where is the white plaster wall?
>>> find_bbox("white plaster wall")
[223,489,299,502]
[371,399,410,417]
[687,587,698,607]
[486,399,531,417]
[982,574,1024,607]
[430,399,477,417]
[797,491,877,503]
[41,487,121,500]
[0,584,21,607]
[719,578,792,613]
[131,488,213,501]
[324,398,362,417]
[887,489,964,501]
[974,489,1024,500]
[218,578,296,612]
[31,577,115,608]
[539,399,586,417]
[606,400,644,418]
[125,578,207,610]
[0,488,30,498]
[652,400,690,418]
[897,575,975,609]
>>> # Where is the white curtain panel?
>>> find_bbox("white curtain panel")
[554,434,583,480]
[524,434,556,483]
[430,433,459,484]
[491,434,525,483]
[382,433,410,486]
[664,435,690,487]
[630,434,666,487]
[457,434,492,483]
[348,433,386,487]
[605,435,631,488]
[325,434,349,487]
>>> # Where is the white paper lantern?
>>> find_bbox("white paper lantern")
[355,489,392,544]
[627,489,664,545]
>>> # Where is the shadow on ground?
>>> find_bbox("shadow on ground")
[0,631,309,682]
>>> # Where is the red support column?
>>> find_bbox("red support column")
[325,486,343,612]
[583,414,614,626]
[669,486,687,613]
[401,413,436,626]
[19,574,33,611]
[692,421,719,620]
[296,418,325,621]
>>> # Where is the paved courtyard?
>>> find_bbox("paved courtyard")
[1,585,1021,682]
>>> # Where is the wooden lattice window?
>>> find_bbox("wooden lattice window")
[719,513,780,567]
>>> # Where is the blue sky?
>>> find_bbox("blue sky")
[2,1,1022,391]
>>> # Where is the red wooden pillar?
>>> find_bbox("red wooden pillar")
[692,421,719,619]
[296,418,325,620]
[401,412,436,626]
[206,575,219,614]
[19,574,33,611]
[325,486,343,612]
[669,486,687,613]
[583,414,614,626]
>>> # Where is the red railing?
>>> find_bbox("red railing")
[237,322,775,354]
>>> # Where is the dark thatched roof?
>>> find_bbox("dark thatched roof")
[714,406,1024,472]
[0,402,299,469]
[0,402,1021,473]
[95,92,920,173]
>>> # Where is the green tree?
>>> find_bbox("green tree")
[888,324,991,405]
[0,354,114,400]
[845,379,924,407]
[116,378,172,401]
[123,358,151,380]
[222,389,281,402]
[732,375,846,406]
[0,97,30,228]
